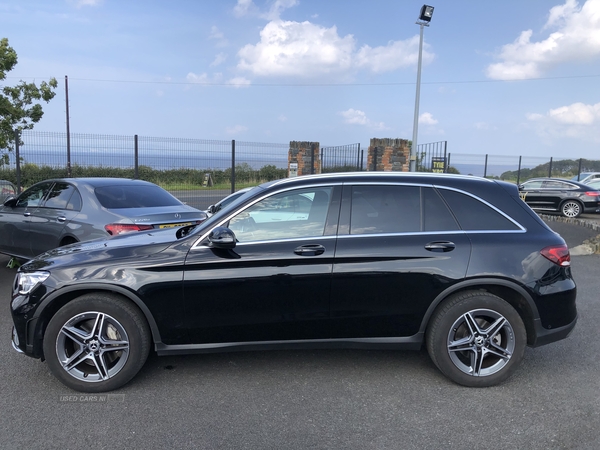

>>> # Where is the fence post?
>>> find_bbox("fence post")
[134,135,139,179]
[360,148,364,171]
[483,154,488,178]
[14,129,21,193]
[231,140,236,193]
[310,143,316,175]
[447,153,451,172]
[548,158,553,178]
[517,156,522,185]
[443,141,447,173]
[577,158,583,180]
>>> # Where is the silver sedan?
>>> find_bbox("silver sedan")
[0,177,207,259]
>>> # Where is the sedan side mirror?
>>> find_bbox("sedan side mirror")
[207,204,215,214]
[207,226,236,249]
[3,196,17,207]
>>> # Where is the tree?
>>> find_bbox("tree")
[1,37,58,165]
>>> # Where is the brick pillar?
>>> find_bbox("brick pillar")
[288,141,320,177]
[367,138,410,171]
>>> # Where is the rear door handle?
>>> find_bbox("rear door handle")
[294,244,325,256]
[57,216,66,222]
[424,241,456,252]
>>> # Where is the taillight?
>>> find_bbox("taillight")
[541,245,571,267]
[585,191,600,197]
[105,223,154,236]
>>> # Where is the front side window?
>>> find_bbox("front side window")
[16,182,53,209]
[521,180,543,189]
[229,187,332,242]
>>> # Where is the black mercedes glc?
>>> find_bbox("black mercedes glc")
[11,172,577,392]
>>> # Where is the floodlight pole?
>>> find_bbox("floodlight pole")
[410,6,433,172]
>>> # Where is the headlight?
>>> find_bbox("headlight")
[14,271,50,295]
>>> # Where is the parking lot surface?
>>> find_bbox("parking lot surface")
[1,220,599,449]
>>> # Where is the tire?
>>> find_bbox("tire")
[426,291,526,387]
[43,293,151,392]
[560,200,582,218]
[59,236,78,247]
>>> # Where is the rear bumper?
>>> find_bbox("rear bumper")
[530,314,577,347]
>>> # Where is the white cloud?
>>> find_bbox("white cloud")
[526,101,600,141]
[237,20,428,78]
[227,77,252,88]
[226,125,249,135]
[68,0,102,7]
[419,112,438,125]
[209,26,228,47]
[356,36,433,73]
[233,0,257,17]
[486,0,600,80]
[340,109,387,130]
[210,52,228,67]
[186,72,225,86]
[548,102,600,124]
[264,0,299,21]
[278,114,288,122]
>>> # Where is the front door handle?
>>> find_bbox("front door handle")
[424,241,456,252]
[294,244,325,256]
[57,216,67,222]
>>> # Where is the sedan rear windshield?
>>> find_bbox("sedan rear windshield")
[95,185,183,208]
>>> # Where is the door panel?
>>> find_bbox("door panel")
[330,232,471,338]
[182,185,340,344]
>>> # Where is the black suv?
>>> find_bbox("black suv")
[11,173,577,392]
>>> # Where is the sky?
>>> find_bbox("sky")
[2,0,600,162]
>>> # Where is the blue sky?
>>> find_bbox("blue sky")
[2,0,600,160]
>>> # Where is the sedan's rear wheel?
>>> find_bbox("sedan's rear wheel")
[426,291,526,387]
[43,293,151,392]
[561,200,582,218]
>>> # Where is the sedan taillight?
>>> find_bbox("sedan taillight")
[105,224,154,236]
[584,191,600,197]
[541,245,571,267]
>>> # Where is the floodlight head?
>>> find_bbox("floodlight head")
[419,5,434,22]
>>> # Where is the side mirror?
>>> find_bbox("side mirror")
[207,205,215,214]
[3,196,17,207]
[517,185,524,190]
[207,226,236,249]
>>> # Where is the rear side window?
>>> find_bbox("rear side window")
[43,183,80,210]
[349,185,459,235]
[95,185,182,208]
[438,189,520,231]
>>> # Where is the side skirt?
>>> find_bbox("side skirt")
[155,333,425,356]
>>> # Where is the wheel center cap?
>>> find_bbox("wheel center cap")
[87,340,100,352]
[474,336,485,347]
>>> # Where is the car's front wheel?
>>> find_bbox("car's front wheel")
[426,291,526,387]
[43,293,151,392]
[560,200,582,218]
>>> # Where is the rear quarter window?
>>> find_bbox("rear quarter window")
[438,189,520,231]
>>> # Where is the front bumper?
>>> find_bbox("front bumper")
[11,326,24,354]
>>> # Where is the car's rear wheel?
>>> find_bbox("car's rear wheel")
[43,293,151,392]
[560,200,582,218]
[426,291,526,387]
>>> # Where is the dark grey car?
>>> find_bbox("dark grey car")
[0,177,207,259]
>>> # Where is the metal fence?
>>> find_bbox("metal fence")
[2,131,600,209]
[321,143,363,172]
[417,142,600,183]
